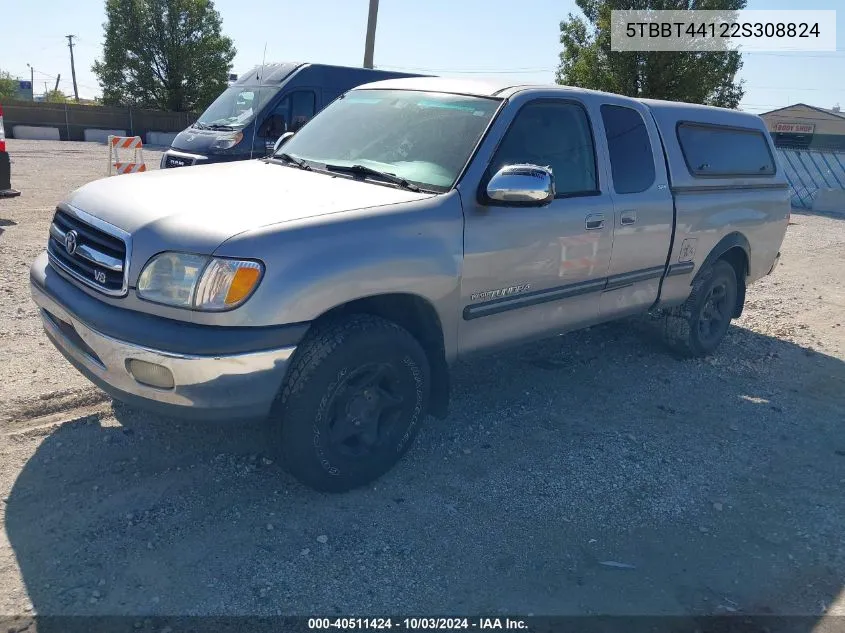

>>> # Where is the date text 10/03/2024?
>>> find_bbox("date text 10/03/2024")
[308,618,529,630]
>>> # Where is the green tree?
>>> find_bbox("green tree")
[557,0,745,108]
[45,89,70,103]
[0,70,19,100]
[92,0,236,112]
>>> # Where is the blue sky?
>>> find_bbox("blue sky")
[1,0,842,114]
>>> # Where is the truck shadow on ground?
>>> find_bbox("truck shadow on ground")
[5,321,845,628]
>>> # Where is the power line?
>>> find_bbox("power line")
[378,64,844,88]
[748,114,845,121]
[745,48,844,56]
[32,69,59,80]
[748,85,845,92]
[71,37,100,49]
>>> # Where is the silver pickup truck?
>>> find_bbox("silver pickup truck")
[30,77,789,491]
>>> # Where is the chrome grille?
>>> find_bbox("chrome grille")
[47,206,130,296]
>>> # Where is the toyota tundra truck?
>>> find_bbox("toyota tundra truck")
[30,77,789,492]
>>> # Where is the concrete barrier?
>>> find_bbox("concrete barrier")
[84,128,127,143]
[146,131,179,147]
[2,99,196,142]
[12,125,61,141]
[812,188,845,215]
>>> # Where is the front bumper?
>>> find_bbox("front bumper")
[160,149,209,169]
[30,255,301,421]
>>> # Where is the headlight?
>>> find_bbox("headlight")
[194,258,263,310]
[209,131,243,150]
[137,252,264,311]
[137,252,206,308]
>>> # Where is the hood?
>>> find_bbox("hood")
[66,160,433,258]
[171,127,245,154]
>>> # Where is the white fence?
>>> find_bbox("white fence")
[776,148,845,212]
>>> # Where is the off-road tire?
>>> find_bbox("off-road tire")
[271,314,430,492]
[662,260,738,358]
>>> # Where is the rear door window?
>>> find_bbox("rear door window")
[677,123,775,177]
[600,105,655,194]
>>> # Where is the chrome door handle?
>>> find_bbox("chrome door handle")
[620,210,637,225]
[585,214,605,230]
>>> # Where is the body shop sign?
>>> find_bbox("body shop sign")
[774,122,815,134]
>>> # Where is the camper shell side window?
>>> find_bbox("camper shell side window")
[676,122,777,178]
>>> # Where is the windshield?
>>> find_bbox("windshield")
[196,85,279,129]
[278,89,501,191]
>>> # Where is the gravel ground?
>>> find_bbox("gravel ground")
[0,140,844,620]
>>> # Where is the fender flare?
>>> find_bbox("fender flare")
[697,232,750,317]
[697,231,750,278]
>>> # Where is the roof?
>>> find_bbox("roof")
[639,97,766,128]
[351,76,652,101]
[352,76,518,96]
[349,77,765,126]
[235,62,304,86]
[234,62,425,86]
[759,103,845,120]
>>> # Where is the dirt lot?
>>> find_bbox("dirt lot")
[0,139,844,620]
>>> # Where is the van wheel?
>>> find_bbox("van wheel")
[662,260,738,358]
[272,314,430,492]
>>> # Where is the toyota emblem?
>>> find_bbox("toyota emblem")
[64,230,79,256]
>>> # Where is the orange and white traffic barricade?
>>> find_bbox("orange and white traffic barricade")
[0,103,21,197]
[107,135,147,175]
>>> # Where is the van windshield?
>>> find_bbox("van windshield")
[195,86,279,129]
[277,89,502,192]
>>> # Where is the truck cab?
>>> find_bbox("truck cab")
[160,62,425,169]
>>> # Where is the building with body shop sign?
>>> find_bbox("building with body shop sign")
[760,103,845,151]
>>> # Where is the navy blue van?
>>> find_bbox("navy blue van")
[160,62,425,169]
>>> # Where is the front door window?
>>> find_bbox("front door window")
[489,100,599,198]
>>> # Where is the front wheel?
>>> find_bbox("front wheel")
[662,260,738,357]
[272,314,430,492]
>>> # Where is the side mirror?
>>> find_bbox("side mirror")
[272,131,296,154]
[485,164,555,205]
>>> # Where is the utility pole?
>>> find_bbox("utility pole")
[363,0,379,69]
[27,64,34,101]
[54,74,61,92]
[66,34,79,102]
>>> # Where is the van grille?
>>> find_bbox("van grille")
[47,208,129,296]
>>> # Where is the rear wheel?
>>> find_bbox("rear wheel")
[662,260,738,357]
[272,314,430,492]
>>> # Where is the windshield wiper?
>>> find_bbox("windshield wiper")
[205,123,236,131]
[275,152,311,170]
[324,164,420,192]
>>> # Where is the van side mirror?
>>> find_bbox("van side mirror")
[272,131,296,154]
[485,164,555,205]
